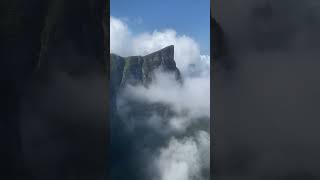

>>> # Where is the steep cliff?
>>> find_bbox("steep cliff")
[110,46,183,180]
[111,45,181,91]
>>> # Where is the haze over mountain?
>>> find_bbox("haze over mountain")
[213,0,320,179]
[110,45,210,180]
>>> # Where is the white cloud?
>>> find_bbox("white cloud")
[155,131,210,180]
[110,16,132,56]
[110,17,209,73]
[132,30,201,73]
[110,16,210,180]
[122,70,210,179]
[124,71,210,132]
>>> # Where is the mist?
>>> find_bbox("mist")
[111,17,210,180]
[213,0,320,179]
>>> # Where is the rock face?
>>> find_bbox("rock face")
[111,45,181,91]
[110,45,181,121]
[110,45,182,131]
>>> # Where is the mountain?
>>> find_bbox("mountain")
[109,45,182,126]
[110,46,183,180]
[110,45,181,90]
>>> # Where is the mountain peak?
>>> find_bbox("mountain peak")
[143,45,175,69]
[110,45,181,89]
[144,45,174,58]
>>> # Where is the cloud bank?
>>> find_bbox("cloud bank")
[110,16,208,74]
[156,131,210,180]
[110,17,210,180]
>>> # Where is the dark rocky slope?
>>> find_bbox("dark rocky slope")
[111,45,181,89]
[110,45,182,125]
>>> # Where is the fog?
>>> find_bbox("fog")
[213,0,320,179]
[111,17,210,180]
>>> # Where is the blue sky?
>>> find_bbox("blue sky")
[110,0,210,55]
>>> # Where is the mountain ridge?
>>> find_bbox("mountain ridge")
[110,45,182,92]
